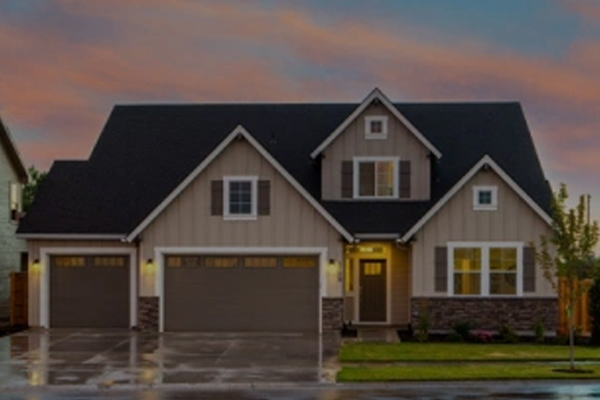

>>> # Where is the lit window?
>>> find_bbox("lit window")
[344,259,354,292]
[224,177,257,219]
[354,158,398,198]
[473,186,498,210]
[365,116,388,139]
[449,243,522,296]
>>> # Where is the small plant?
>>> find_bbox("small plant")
[453,321,472,342]
[533,319,545,343]
[471,329,494,343]
[498,323,519,344]
[416,310,431,343]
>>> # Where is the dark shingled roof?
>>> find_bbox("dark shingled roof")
[18,102,551,236]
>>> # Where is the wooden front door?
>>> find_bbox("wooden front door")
[359,260,387,322]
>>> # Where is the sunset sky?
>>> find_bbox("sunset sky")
[1,0,600,221]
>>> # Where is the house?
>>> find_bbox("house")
[17,88,557,333]
[0,116,28,319]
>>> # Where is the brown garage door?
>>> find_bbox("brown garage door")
[50,255,129,328]
[164,255,319,332]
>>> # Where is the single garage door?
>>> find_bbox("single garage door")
[50,255,130,328]
[164,255,319,332]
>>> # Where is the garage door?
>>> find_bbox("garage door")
[50,255,130,328]
[164,255,319,332]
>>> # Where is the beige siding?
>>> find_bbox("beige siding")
[139,138,344,295]
[412,169,554,297]
[321,103,431,200]
[391,245,410,325]
[27,240,135,327]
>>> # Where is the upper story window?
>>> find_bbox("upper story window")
[223,176,257,220]
[9,182,21,222]
[473,185,498,210]
[365,116,388,139]
[353,157,398,198]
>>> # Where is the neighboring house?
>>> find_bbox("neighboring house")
[17,88,557,333]
[0,116,28,319]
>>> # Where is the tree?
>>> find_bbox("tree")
[23,166,47,212]
[534,183,599,371]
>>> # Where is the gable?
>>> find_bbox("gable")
[139,136,346,250]
[0,117,27,183]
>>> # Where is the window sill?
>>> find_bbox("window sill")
[223,215,258,221]
[473,206,497,211]
[365,134,388,140]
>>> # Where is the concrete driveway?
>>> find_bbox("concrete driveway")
[0,329,341,390]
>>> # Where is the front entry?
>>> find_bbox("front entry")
[359,259,387,322]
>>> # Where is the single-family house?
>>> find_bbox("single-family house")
[17,88,557,333]
[0,116,28,318]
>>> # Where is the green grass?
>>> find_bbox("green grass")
[337,364,600,382]
[339,342,600,362]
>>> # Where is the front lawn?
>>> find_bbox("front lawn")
[338,363,600,382]
[339,342,600,362]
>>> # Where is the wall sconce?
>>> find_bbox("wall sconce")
[144,258,155,273]
[31,259,40,272]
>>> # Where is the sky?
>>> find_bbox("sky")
[1,0,600,221]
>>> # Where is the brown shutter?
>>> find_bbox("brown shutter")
[435,246,448,292]
[523,247,535,292]
[400,160,411,199]
[211,180,223,216]
[258,180,271,215]
[341,161,353,198]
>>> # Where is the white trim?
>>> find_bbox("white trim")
[126,125,353,243]
[354,233,400,240]
[352,156,399,199]
[38,247,137,329]
[154,246,328,333]
[223,176,258,220]
[17,233,125,240]
[310,88,441,159]
[365,115,388,140]
[401,155,553,242]
[473,185,498,211]
[447,241,523,297]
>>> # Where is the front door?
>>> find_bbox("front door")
[359,259,387,322]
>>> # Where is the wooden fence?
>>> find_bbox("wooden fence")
[558,278,591,336]
[10,272,27,327]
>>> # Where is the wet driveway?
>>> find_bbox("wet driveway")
[0,329,341,390]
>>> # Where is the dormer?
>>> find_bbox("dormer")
[311,88,441,201]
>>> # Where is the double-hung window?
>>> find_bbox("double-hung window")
[223,176,257,220]
[353,157,398,198]
[449,242,522,296]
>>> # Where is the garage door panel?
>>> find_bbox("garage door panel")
[165,255,318,332]
[50,255,129,328]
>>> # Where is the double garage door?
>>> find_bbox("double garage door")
[164,255,319,332]
[50,254,319,331]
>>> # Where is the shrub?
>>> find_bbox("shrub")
[416,310,430,343]
[498,323,519,344]
[471,329,494,343]
[533,319,545,344]
[453,321,472,342]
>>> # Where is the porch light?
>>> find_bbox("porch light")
[31,259,41,272]
[144,258,155,273]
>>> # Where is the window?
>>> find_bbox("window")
[448,243,522,296]
[9,182,21,222]
[365,116,388,139]
[244,257,277,268]
[282,256,317,268]
[205,257,237,268]
[473,186,498,210]
[353,157,398,198]
[224,176,257,219]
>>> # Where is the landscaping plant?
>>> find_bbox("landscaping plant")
[534,184,600,370]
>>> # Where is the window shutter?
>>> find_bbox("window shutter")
[435,246,448,292]
[341,161,353,198]
[211,180,223,216]
[523,247,535,292]
[258,180,271,215]
[399,160,411,199]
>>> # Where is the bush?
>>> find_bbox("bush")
[471,329,494,343]
[498,323,519,344]
[453,321,472,342]
[416,310,430,343]
[533,319,545,344]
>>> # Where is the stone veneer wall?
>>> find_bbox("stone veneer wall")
[322,297,344,331]
[411,297,558,333]
[137,296,159,332]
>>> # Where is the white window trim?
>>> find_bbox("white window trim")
[223,176,258,220]
[364,115,388,139]
[473,185,498,211]
[447,242,523,297]
[352,156,399,199]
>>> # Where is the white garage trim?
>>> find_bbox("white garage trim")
[38,247,137,328]
[154,246,329,333]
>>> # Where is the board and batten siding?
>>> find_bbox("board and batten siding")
[321,103,431,201]
[411,169,554,297]
[27,240,135,327]
[139,138,344,296]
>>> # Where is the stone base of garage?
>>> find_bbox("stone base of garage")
[411,297,558,333]
[136,296,344,332]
